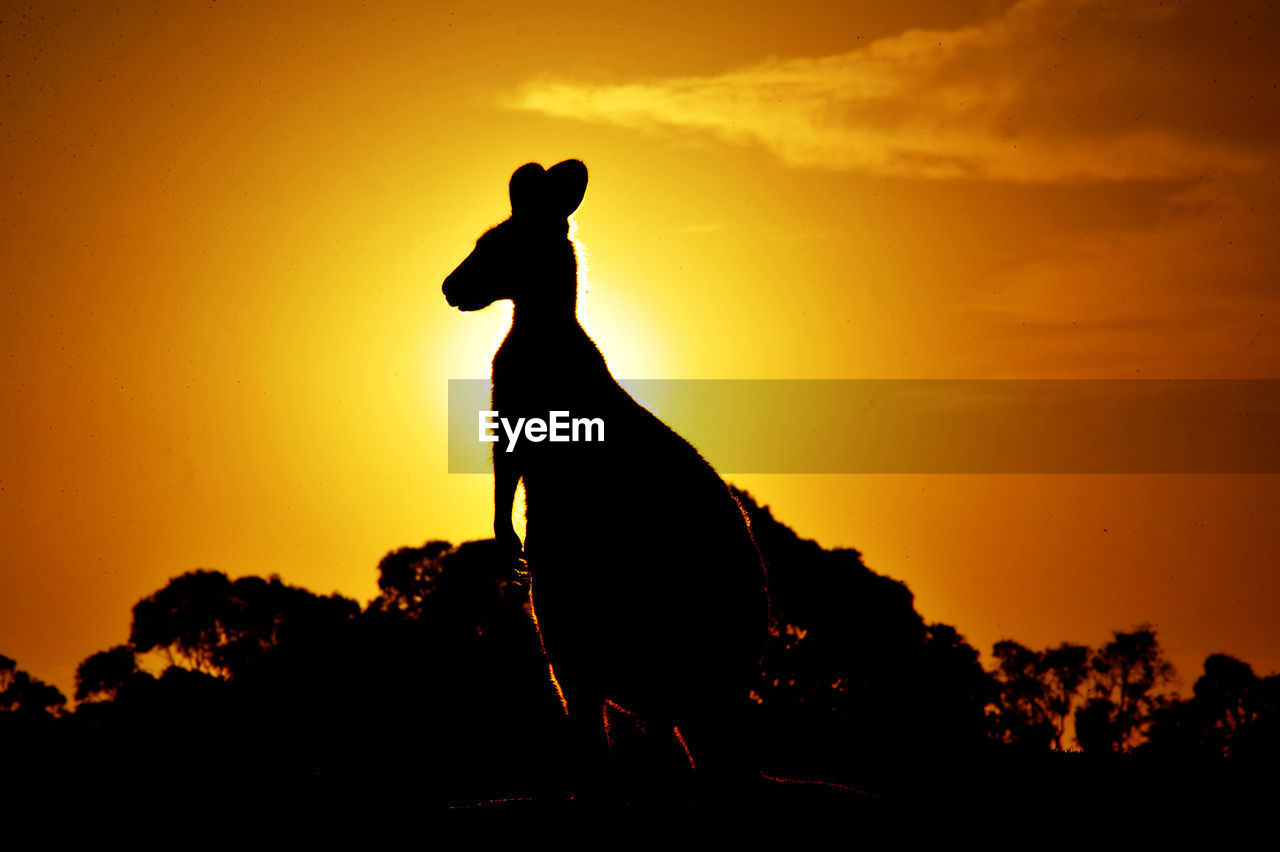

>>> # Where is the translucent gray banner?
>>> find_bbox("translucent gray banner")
[448,379,1280,474]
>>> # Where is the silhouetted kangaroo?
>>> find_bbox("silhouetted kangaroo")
[443,160,768,805]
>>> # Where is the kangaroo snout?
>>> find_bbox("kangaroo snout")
[442,266,481,311]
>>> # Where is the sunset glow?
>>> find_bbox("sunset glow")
[3,0,1278,702]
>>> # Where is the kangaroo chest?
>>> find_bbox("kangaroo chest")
[492,328,615,412]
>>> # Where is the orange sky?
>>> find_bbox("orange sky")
[3,0,1278,698]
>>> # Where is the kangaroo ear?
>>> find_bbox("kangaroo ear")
[547,160,588,217]
[509,162,547,216]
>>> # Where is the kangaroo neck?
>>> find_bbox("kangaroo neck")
[510,300,582,334]
[509,239,582,334]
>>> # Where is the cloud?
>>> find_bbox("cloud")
[510,0,1280,182]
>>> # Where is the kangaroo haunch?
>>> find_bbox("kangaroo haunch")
[442,158,769,804]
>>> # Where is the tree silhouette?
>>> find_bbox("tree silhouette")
[990,641,1091,750]
[1076,624,1175,752]
[0,653,13,695]
[129,569,359,679]
[1146,653,1280,759]
[129,569,239,674]
[733,487,992,785]
[74,645,142,703]
[14,489,1276,812]
[2,654,70,805]
[990,640,1056,748]
[355,537,567,802]
[1040,642,1091,751]
[0,653,66,716]
[1194,654,1262,756]
[370,540,453,617]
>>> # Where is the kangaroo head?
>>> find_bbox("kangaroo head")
[443,160,588,313]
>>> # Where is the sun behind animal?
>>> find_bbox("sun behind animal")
[443,159,769,807]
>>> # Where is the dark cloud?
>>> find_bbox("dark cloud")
[512,0,1280,182]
